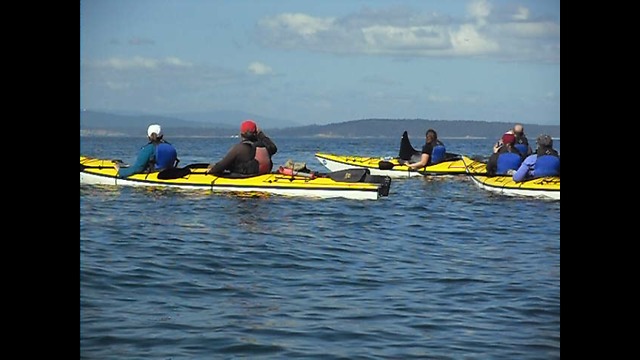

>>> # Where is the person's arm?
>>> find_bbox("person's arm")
[512,155,536,182]
[493,139,503,153]
[407,143,431,169]
[406,153,429,169]
[257,131,277,155]
[486,153,498,175]
[207,144,242,175]
[117,144,154,178]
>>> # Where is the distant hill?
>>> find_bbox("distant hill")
[164,110,301,129]
[80,111,559,139]
[80,110,236,137]
[269,118,559,139]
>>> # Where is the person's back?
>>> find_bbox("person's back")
[207,119,277,176]
[532,135,559,177]
[512,134,559,182]
[116,124,178,178]
[154,142,178,170]
[487,133,523,175]
[513,123,532,156]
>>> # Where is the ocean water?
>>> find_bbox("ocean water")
[80,136,560,359]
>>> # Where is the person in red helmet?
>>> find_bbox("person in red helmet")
[206,119,278,176]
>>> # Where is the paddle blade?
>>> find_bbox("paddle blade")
[327,168,369,182]
[378,161,395,170]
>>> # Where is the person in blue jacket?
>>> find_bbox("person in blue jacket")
[486,133,523,176]
[512,134,560,182]
[404,129,447,170]
[115,124,178,178]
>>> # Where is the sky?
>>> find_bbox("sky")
[80,0,560,126]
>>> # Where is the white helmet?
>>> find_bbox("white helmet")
[147,124,162,137]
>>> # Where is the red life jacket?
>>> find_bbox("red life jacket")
[242,140,272,175]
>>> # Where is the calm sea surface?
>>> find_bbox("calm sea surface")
[80,136,560,359]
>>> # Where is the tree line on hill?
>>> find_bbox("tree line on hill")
[80,111,559,139]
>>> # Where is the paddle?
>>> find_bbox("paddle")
[185,163,210,169]
[460,155,494,177]
[378,159,408,170]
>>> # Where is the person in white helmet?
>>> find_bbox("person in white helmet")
[115,124,178,178]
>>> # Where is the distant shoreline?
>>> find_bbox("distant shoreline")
[81,112,560,138]
[81,133,563,141]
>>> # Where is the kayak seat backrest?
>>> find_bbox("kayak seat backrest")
[327,168,369,182]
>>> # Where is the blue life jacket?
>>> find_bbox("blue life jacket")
[153,142,178,170]
[496,152,522,174]
[514,143,529,156]
[534,155,560,177]
[431,145,446,164]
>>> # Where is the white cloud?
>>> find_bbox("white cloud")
[492,22,560,38]
[467,0,491,27]
[260,13,335,37]
[513,6,529,21]
[164,57,193,67]
[362,25,450,50]
[96,56,158,70]
[248,62,273,75]
[427,95,453,103]
[91,56,193,70]
[450,24,500,55]
[256,0,558,63]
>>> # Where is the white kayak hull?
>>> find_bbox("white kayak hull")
[315,156,422,178]
[468,175,560,200]
[80,171,382,201]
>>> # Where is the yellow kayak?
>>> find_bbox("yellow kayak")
[315,152,480,178]
[80,156,391,200]
[464,161,560,200]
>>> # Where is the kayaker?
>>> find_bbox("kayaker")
[115,124,178,178]
[486,133,523,176]
[492,123,531,156]
[403,129,447,170]
[512,134,560,182]
[513,123,533,156]
[206,119,278,176]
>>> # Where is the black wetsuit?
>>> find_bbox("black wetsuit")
[209,132,277,176]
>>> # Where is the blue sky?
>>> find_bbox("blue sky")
[80,0,560,126]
